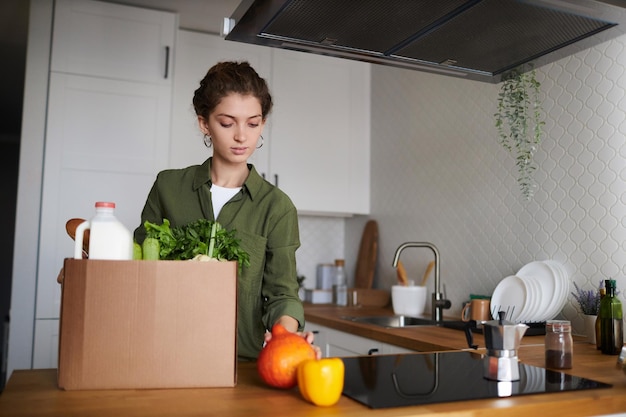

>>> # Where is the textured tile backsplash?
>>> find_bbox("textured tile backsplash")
[296,216,345,290]
[295,34,626,337]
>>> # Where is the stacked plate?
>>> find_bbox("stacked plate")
[490,260,569,323]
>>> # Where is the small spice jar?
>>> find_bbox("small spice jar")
[545,320,573,369]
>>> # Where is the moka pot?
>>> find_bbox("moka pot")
[483,311,528,382]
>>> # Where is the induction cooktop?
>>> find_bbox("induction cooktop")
[342,351,611,409]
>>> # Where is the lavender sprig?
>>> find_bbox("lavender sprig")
[571,281,603,315]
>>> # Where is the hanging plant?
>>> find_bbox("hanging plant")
[495,67,544,200]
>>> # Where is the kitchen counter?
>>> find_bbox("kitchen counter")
[1,342,626,417]
[3,304,626,417]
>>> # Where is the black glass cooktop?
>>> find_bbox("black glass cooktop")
[342,351,611,409]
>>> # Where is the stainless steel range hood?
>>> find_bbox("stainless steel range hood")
[224,0,626,83]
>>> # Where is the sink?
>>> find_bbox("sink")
[342,315,475,331]
[342,315,480,349]
[342,315,436,328]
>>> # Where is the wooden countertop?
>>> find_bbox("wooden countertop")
[1,344,626,417]
[2,305,626,417]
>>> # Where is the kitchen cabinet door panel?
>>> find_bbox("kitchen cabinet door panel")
[51,0,175,84]
[46,73,171,174]
[270,49,370,215]
[37,44,172,320]
[381,343,419,354]
[33,320,59,369]
[305,323,385,357]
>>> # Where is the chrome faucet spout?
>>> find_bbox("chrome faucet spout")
[392,242,450,322]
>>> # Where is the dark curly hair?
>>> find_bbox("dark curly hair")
[192,61,273,120]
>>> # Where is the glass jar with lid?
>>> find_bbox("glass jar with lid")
[545,320,573,369]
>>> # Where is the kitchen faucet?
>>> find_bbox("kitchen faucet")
[392,242,451,322]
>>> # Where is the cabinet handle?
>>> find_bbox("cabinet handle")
[274,174,278,187]
[367,348,379,355]
[164,46,170,79]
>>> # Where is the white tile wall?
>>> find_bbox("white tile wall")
[296,216,345,290]
[336,33,626,336]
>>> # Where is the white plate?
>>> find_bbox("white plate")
[517,261,556,321]
[543,260,569,319]
[491,275,527,322]
[519,275,544,322]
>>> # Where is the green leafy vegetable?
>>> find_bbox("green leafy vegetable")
[142,237,160,260]
[133,242,142,260]
[143,218,250,270]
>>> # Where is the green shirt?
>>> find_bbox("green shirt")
[134,157,304,360]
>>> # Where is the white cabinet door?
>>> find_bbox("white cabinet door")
[305,325,329,358]
[51,0,175,84]
[169,31,272,170]
[36,72,172,321]
[33,319,59,369]
[381,342,419,355]
[326,330,383,357]
[305,323,384,357]
[269,49,371,215]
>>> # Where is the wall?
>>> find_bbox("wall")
[296,216,345,290]
[347,34,626,335]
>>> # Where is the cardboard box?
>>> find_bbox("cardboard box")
[58,258,237,390]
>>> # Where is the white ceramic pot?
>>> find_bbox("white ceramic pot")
[391,285,427,316]
[584,314,597,344]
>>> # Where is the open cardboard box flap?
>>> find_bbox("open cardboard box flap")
[58,258,237,390]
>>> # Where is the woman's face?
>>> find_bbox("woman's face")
[198,93,265,165]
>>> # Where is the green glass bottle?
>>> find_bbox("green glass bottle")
[599,279,623,355]
[596,287,606,350]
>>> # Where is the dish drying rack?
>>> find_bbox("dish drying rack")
[490,305,546,336]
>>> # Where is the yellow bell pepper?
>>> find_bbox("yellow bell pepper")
[297,358,345,406]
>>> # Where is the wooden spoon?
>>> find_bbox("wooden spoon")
[421,261,435,287]
[396,260,409,286]
[65,218,89,257]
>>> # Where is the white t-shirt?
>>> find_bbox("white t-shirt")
[210,184,241,219]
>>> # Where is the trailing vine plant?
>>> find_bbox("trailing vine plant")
[495,67,544,200]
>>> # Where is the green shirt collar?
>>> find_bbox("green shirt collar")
[192,157,263,201]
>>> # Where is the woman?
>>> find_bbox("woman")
[134,61,316,360]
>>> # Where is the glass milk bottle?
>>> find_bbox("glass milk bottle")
[74,202,133,260]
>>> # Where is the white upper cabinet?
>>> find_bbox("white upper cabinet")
[268,49,370,215]
[51,0,175,84]
[172,31,371,215]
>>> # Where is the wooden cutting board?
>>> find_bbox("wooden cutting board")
[354,220,378,289]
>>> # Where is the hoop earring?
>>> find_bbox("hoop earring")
[203,135,212,148]
[256,135,264,149]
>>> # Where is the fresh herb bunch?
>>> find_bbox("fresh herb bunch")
[571,280,603,315]
[144,218,250,269]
